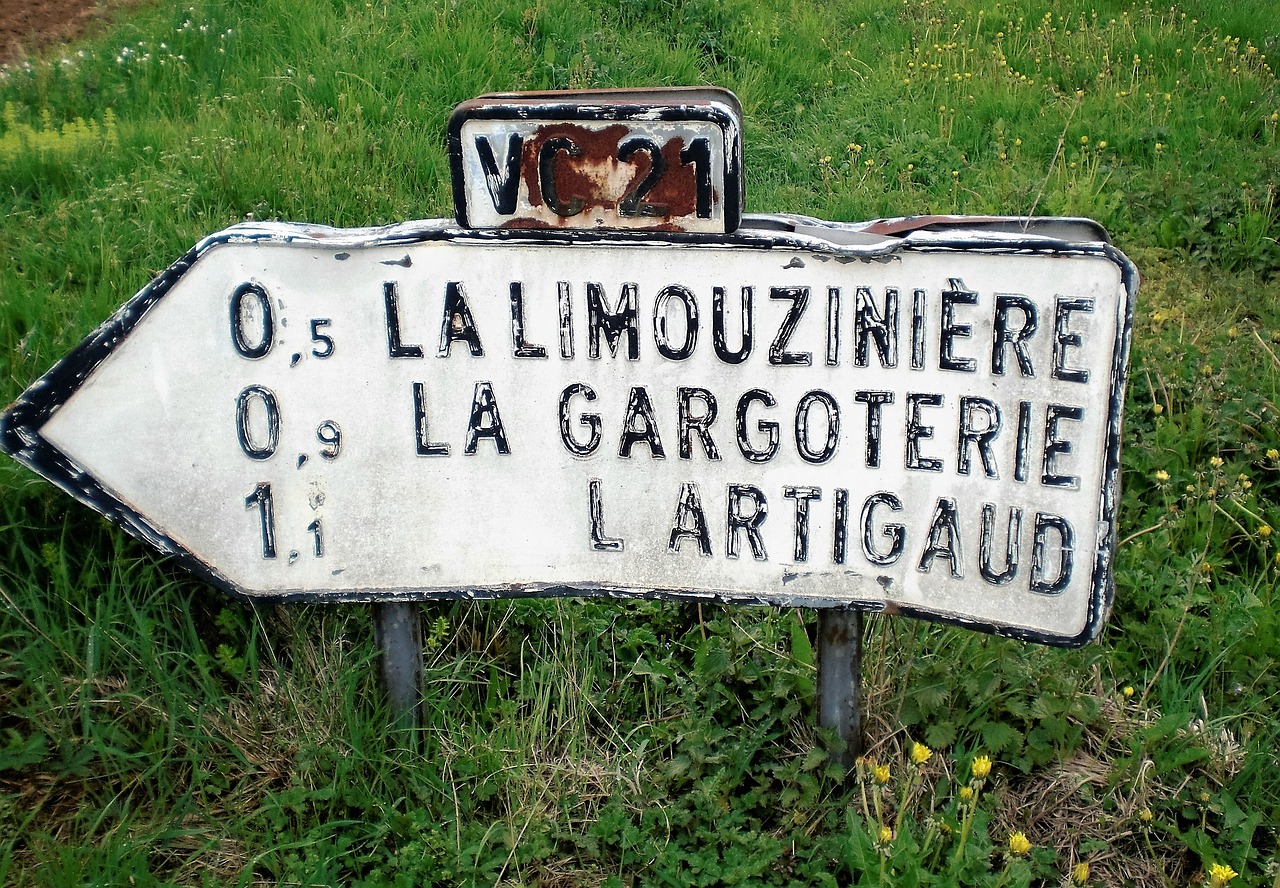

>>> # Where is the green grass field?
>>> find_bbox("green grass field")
[2,0,1279,884]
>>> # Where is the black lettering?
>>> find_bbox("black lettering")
[1052,297,1094,383]
[316,420,341,460]
[618,138,667,218]
[559,383,600,456]
[784,486,821,562]
[861,492,904,565]
[979,503,1021,585]
[680,138,713,218]
[236,385,279,460]
[1014,400,1031,483]
[713,286,752,364]
[957,397,1001,478]
[833,488,849,565]
[918,497,962,578]
[230,282,274,360]
[384,281,424,358]
[768,286,811,365]
[413,382,449,456]
[726,484,768,560]
[558,281,574,359]
[653,285,698,361]
[826,287,840,366]
[677,387,720,460]
[905,393,943,472]
[854,391,893,468]
[939,277,977,372]
[439,281,484,357]
[619,386,665,458]
[589,478,624,551]
[854,286,899,368]
[475,133,523,214]
[464,381,510,454]
[539,136,584,217]
[910,288,927,370]
[735,389,779,463]
[795,390,839,464]
[588,282,640,360]
[308,518,323,557]
[668,482,712,556]
[1042,404,1083,488]
[992,294,1037,376]
[1030,513,1074,594]
[509,282,547,358]
[245,482,276,559]
[309,318,334,358]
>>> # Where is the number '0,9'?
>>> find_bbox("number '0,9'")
[235,386,342,462]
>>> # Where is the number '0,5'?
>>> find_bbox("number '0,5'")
[229,281,335,360]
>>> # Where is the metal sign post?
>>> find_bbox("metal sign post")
[0,88,1137,754]
[374,601,423,729]
[818,608,863,767]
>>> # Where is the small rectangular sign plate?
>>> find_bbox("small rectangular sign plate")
[448,88,744,233]
[1,218,1136,647]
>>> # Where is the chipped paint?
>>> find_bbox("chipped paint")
[0,215,1136,648]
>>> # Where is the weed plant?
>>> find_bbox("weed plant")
[2,0,1279,885]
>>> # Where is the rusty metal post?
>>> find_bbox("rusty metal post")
[817,608,863,770]
[373,602,423,730]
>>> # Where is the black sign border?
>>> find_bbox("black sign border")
[0,219,1137,648]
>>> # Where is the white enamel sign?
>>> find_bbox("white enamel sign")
[1,218,1136,646]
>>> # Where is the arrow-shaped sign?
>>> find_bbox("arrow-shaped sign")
[1,217,1136,646]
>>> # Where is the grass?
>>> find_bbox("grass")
[1,0,1279,884]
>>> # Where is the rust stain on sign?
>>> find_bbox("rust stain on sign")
[514,123,699,228]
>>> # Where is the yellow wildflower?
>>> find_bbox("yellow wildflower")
[959,786,974,801]
[1153,403,1164,415]
[911,742,933,765]
[873,763,891,785]
[1210,456,1225,468]
[1138,807,1154,823]
[878,825,894,844]
[1155,470,1170,483]
[1009,832,1032,855]
[1208,863,1238,887]
[1072,861,1090,885]
[972,755,992,779]
[1259,525,1273,538]
[1267,449,1279,460]
[1123,686,1135,698]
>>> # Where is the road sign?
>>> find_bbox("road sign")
[448,87,744,233]
[0,216,1136,646]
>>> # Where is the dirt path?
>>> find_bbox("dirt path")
[2,0,146,66]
